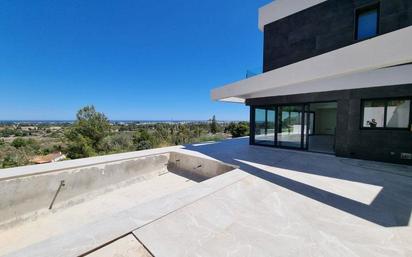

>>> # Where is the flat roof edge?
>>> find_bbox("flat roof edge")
[258,0,327,31]
[211,26,412,101]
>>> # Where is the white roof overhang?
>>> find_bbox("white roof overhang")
[259,0,327,31]
[211,26,412,103]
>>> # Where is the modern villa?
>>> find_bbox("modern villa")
[1,1,412,256]
[212,0,412,164]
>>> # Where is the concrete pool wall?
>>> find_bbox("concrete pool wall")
[168,152,235,181]
[0,150,236,229]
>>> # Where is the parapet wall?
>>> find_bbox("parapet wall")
[0,153,170,228]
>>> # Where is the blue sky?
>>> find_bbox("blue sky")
[0,0,270,121]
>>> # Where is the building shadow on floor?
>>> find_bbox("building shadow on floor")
[184,138,412,227]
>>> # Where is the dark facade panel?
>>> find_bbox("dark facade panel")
[246,85,412,165]
[263,0,412,72]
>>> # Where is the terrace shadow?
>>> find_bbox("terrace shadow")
[184,137,412,227]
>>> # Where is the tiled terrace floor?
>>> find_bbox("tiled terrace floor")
[134,138,412,257]
[3,138,412,257]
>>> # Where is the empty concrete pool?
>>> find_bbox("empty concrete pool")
[0,150,237,256]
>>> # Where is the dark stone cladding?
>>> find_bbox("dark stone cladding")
[245,84,412,165]
[263,0,412,72]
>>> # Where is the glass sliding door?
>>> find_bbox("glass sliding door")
[266,109,276,144]
[277,105,304,148]
[254,108,276,145]
[303,105,313,149]
[252,104,312,150]
[254,108,266,143]
[307,102,337,154]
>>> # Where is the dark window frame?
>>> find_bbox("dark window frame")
[360,97,412,130]
[252,107,276,146]
[250,101,338,153]
[277,104,306,149]
[354,2,380,41]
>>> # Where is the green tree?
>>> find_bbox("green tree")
[65,131,96,159]
[99,133,134,153]
[133,130,154,150]
[210,115,218,134]
[226,122,249,138]
[135,140,152,151]
[65,106,111,159]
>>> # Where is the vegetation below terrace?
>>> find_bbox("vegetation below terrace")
[0,106,249,169]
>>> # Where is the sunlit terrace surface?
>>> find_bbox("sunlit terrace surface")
[1,138,412,257]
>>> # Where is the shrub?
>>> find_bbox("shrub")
[226,122,249,138]
[133,130,156,150]
[136,140,152,151]
[11,138,27,148]
[2,155,19,168]
[99,133,133,153]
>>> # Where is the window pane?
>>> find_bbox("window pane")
[386,100,410,128]
[255,108,266,138]
[357,8,378,40]
[363,100,385,128]
[307,113,315,135]
[277,105,303,148]
[267,109,276,141]
[254,108,275,145]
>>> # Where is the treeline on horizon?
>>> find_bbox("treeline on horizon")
[0,119,246,124]
[0,106,249,169]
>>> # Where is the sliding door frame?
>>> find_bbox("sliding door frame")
[251,104,308,150]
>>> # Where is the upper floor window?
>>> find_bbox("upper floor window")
[355,4,379,40]
[362,98,411,129]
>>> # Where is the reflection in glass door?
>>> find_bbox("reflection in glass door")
[254,108,275,145]
[277,105,304,148]
[253,105,312,150]
[254,108,266,144]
